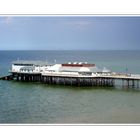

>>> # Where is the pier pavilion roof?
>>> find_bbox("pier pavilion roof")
[59,66,102,73]
[59,66,81,72]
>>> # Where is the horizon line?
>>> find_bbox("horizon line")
[0,49,140,51]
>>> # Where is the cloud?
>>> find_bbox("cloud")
[65,20,92,26]
[60,20,93,30]
[1,17,13,25]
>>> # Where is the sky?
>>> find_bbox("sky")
[0,16,140,50]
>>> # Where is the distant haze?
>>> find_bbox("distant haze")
[0,16,140,50]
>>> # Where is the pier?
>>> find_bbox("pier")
[98,74,140,88]
[0,60,140,88]
[41,73,140,88]
[12,73,42,82]
[1,72,140,88]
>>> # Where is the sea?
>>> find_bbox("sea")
[0,50,140,124]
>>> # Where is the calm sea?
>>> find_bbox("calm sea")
[0,50,140,123]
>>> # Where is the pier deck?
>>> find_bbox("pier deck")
[42,72,140,79]
[41,72,140,87]
[1,72,140,87]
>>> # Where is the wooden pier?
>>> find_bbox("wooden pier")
[11,72,42,82]
[41,76,115,87]
[4,60,139,88]
[41,75,140,88]
[98,74,140,88]
[1,72,140,88]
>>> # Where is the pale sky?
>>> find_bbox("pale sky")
[0,16,140,50]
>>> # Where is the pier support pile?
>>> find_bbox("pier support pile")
[39,76,115,87]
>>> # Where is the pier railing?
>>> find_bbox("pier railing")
[99,73,140,80]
